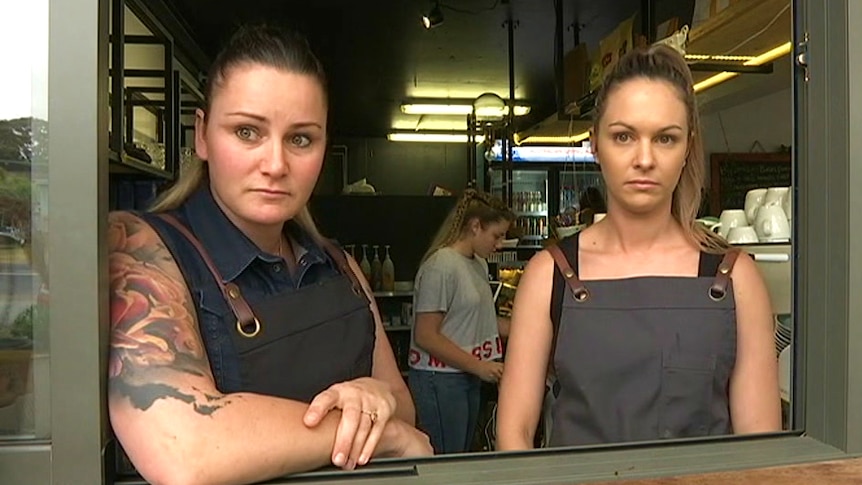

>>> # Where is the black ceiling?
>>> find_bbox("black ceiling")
[161,0,646,138]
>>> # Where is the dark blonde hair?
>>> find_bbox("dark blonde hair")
[422,189,515,262]
[149,24,328,243]
[593,44,728,253]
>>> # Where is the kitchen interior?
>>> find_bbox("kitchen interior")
[0,0,798,477]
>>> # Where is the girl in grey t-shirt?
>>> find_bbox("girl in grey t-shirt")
[409,189,514,454]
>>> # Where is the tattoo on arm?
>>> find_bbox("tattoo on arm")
[108,215,233,415]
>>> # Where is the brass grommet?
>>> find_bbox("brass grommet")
[709,287,726,302]
[719,265,730,275]
[236,318,261,338]
[574,288,590,302]
[228,287,240,299]
[564,269,575,279]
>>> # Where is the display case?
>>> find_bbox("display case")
[485,141,599,247]
[490,169,549,248]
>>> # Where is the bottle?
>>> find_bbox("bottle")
[371,245,383,291]
[382,245,395,292]
[359,245,372,283]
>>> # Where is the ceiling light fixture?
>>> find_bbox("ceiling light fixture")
[401,102,531,117]
[387,132,485,143]
[693,41,792,92]
[422,2,444,29]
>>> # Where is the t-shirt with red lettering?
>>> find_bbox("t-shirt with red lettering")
[409,247,502,372]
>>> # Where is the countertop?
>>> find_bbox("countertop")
[590,456,862,484]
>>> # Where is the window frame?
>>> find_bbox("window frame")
[2,0,861,483]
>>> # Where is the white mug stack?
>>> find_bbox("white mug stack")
[709,187,792,244]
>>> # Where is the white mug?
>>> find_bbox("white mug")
[764,187,790,207]
[781,188,793,221]
[744,188,768,225]
[712,209,748,239]
[754,205,791,242]
[726,226,759,244]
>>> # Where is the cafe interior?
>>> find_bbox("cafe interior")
[1,0,862,483]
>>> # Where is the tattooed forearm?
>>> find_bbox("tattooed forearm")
[108,212,226,415]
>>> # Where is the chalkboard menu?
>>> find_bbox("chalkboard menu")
[709,152,792,214]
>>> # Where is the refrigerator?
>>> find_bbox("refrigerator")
[485,141,603,247]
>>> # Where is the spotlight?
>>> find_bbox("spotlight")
[422,2,444,29]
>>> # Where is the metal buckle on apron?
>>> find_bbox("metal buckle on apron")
[226,283,262,338]
[562,269,590,302]
[236,317,262,338]
[708,254,738,302]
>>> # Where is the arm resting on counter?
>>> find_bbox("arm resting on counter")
[495,251,555,450]
[107,212,420,485]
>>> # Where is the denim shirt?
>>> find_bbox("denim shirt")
[140,186,341,392]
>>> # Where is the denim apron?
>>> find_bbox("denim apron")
[143,212,375,402]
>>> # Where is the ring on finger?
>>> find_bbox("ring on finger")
[361,410,379,423]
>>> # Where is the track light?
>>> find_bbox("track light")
[422,2,444,29]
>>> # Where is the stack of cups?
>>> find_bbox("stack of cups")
[710,187,791,244]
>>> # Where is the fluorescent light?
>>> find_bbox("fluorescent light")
[400,104,531,116]
[387,133,485,143]
[515,131,590,145]
[693,42,792,93]
[401,104,473,115]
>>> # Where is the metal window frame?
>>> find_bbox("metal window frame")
[2,0,861,483]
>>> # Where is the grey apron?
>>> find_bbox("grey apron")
[546,233,739,447]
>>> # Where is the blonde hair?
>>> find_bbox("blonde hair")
[421,189,515,263]
[148,24,327,245]
[593,44,728,254]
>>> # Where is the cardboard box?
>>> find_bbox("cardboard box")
[563,43,590,107]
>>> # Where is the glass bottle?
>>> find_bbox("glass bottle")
[359,244,372,283]
[371,245,383,291]
[381,245,395,292]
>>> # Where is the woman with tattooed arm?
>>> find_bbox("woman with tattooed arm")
[107,24,431,485]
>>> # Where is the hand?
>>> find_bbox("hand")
[475,360,504,383]
[303,377,397,469]
[376,419,434,459]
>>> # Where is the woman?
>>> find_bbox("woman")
[107,24,431,484]
[496,45,781,449]
[408,189,514,453]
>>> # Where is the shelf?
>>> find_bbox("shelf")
[108,150,173,179]
[372,291,413,298]
[385,325,412,332]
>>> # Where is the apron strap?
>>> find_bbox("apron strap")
[319,239,366,299]
[547,244,590,303]
[156,213,259,334]
[547,243,590,379]
[708,249,742,301]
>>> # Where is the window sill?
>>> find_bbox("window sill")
[269,434,848,484]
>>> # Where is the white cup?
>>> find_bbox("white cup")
[754,205,791,242]
[712,209,748,239]
[781,188,792,221]
[764,187,790,207]
[744,188,768,225]
[726,226,759,244]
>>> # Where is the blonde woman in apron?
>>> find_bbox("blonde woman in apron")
[496,45,781,449]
